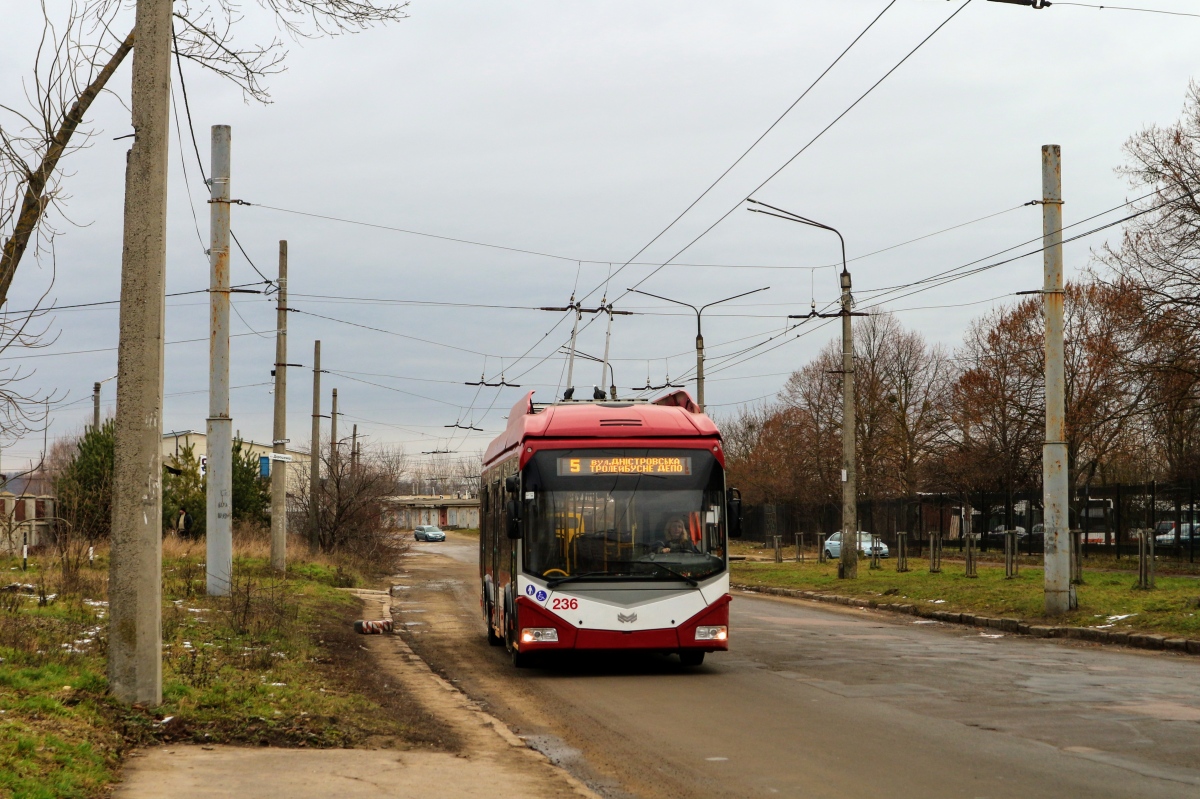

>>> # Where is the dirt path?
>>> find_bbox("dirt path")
[113,589,599,799]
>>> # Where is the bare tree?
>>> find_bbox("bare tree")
[1062,281,1148,485]
[1,0,409,306]
[1100,80,1200,316]
[949,300,1045,493]
[879,320,953,498]
[289,438,408,566]
[0,0,406,447]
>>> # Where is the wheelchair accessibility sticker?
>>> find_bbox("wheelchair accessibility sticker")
[524,584,550,604]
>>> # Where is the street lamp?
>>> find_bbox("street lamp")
[625,286,769,412]
[746,199,848,276]
[746,198,862,580]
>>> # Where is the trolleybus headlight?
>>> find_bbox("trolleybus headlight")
[520,627,559,643]
[695,625,727,641]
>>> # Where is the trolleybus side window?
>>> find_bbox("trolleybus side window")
[480,478,491,558]
[520,449,726,583]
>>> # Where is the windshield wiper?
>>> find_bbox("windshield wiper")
[547,571,626,588]
[636,561,699,587]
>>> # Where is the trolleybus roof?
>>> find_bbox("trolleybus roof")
[483,390,721,467]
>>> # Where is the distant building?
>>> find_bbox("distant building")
[162,430,308,494]
[383,495,479,530]
[0,476,55,553]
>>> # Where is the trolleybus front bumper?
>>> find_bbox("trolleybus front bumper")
[513,593,730,654]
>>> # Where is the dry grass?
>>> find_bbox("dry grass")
[0,526,419,798]
[733,558,1200,639]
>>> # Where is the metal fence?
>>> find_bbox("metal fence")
[740,481,1200,563]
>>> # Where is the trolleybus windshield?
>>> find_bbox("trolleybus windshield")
[522,448,726,583]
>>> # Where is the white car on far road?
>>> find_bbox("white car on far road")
[824,531,889,560]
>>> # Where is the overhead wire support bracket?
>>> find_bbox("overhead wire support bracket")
[464,374,522,388]
[987,0,1051,8]
[789,310,868,319]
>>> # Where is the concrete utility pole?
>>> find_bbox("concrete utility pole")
[309,340,321,549]
[330,387,339,477]
[744,199,859,578]
[109,0,172,706]
[839,269,858,580]
[1042,144,1073,614]
[206,125,233,597]
[92,382,101,430]
[270,241,288,572]
[350,424,358,474]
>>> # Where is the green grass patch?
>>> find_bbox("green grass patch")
[732,558,1200,639]
[0,545,416,799]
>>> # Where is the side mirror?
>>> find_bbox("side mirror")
[505,498,522,539]
[727,488,743,539]
[505,475,520,494]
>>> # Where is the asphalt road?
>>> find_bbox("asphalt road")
[399,535,1200,798]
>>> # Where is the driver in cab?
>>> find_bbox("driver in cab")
[653,516,698,554]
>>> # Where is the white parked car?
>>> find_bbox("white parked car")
[824,531,888,559]
[1154,522,1196,546]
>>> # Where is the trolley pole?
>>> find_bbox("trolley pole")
[309,340,321,549]
[109,0,172,706]
[565,299,581,398]
[600,300,616,400]
[1042,144,1073,614]
[270,241,288,572]
[206,124,233,597]
[839,269,858,580]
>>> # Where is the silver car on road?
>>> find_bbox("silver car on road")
[414,525,446,542]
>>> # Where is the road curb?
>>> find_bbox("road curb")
[350,589,605,799]
[731,583,1200,656]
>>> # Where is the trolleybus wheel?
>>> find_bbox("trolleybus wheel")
[679,651,705,667]
[485,604,504,646]
[506,627,533,668]
[511,645,533,668]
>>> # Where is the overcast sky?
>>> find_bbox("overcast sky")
[1,0,1198,468]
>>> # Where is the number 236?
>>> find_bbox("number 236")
[551,597,579,610]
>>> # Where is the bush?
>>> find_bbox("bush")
[163,443,205,535]
[53,420,115,542]
[232,438,270,525]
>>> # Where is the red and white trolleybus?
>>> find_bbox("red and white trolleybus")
[480,390,742,667]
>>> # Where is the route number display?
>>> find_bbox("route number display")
[556,456,692,476]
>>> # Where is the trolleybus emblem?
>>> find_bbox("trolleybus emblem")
[617,612,638,624]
